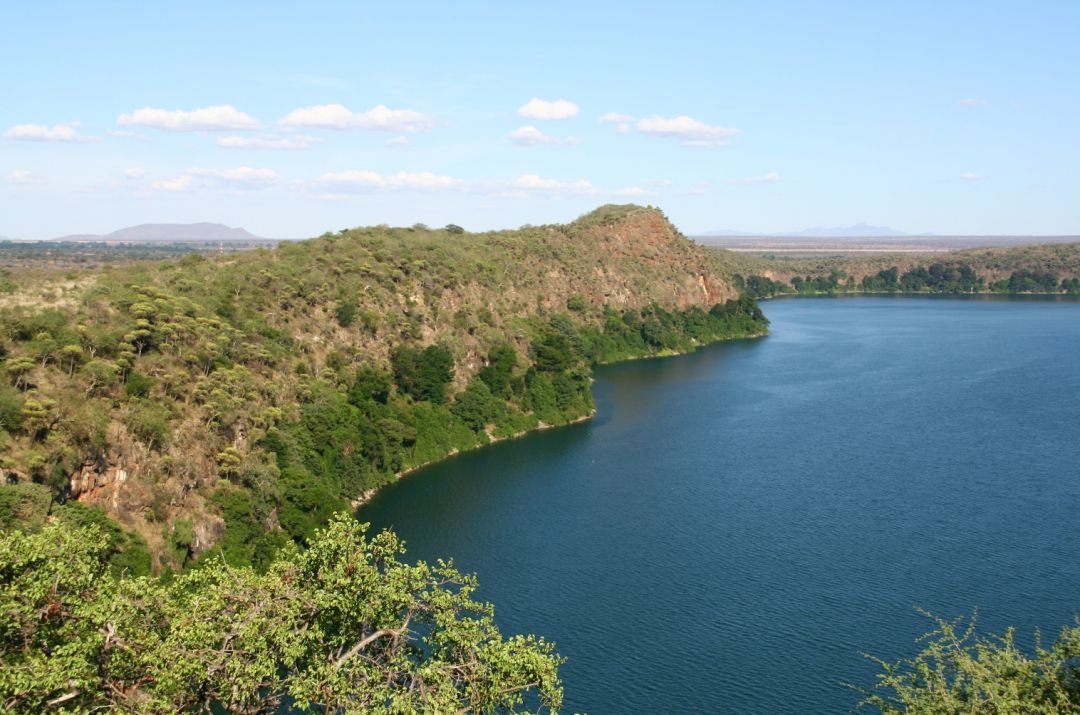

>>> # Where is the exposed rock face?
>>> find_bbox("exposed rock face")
[583,208,738,309]
[70,462,129,499]
[192,516,226,554]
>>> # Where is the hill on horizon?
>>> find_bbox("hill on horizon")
[53,222,270,243]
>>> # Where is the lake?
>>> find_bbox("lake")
[358,296,1080,713]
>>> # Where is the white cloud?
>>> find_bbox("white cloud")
[190,166,278,185]
[123,166,146,180]
[319,170,463,192]
[4,123,87,142]
[517,98,579,120]
[6,169,44,184]
[384,135,409,148]
[107,130,138,138]
[739,172,781,184]
[636,115,740,146]
[646,178,673,187]
[153,166,277,192]
[118,105,258,132]
[960,171,982,181]
[154,175,195,191]
[218,134,317,150]
[959,98,989,107]
[614,186,649,196]
[280,104,433,132]
[599,112,634,134]
[508,125,562,145]
[511,174,597,195]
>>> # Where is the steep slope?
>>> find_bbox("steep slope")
[0,205,762,570]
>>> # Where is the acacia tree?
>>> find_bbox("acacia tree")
[858,613,1080,713]
[0,515,564,713]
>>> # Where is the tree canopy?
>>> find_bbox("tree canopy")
[0,514,564,713]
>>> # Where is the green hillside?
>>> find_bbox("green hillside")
[0,205,767,571]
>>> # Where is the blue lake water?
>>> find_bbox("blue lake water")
[358,296,1080,713]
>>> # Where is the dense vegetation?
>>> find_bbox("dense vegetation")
[0,514,563,713]
[720,242,1080,298]
[0,205,764,570]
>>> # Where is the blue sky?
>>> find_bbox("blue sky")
[2,1,1077,238]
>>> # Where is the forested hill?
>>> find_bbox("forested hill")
[0,204,767,572]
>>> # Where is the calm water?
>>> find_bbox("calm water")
[358,297,1080,713]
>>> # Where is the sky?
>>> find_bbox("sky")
[2,1,1078,239]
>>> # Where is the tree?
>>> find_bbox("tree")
[348,365,392,405]
[0,515,564,713]
[335,300,357,327]
[452,378,495,431]
[478,343,519,398]
[4,356,35,391]
[858,613,1080,713]
[391,344,454,404]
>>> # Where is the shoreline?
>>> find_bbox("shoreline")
[351,329,767,511]
[351,409,597,510]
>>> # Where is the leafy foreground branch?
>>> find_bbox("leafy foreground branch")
[858,613,1080,713]
[0,514,563,713]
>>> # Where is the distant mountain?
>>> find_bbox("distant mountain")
[699,223,924,238]
[53,223,268,243]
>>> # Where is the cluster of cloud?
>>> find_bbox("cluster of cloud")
[153,166,278,192]
[960,171,982,181]
[599,112,740,147]
[635,115,740,146]
[118,105,258,132]
[518,98,579,120]
[507,99,583,146]
[0,103,426,158]
[319,170,463,192]
[102,103,433,149]
[4,123,90,142]
[507,125,580,146]
[5,98,747,200]
[281,104,432,132]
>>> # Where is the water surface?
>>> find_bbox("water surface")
[359,296,1080,713]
